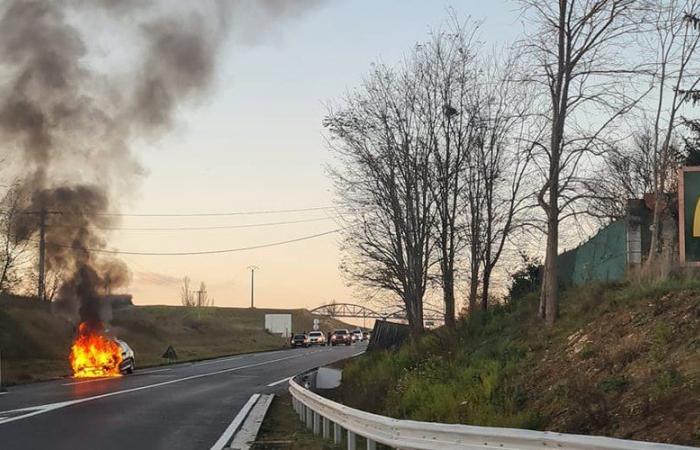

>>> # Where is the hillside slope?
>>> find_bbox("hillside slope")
[0,295,349,384]
[334,280,700,446]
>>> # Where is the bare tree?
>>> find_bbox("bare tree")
[0,184,31,294]
[584,126,683,222]
[180,276,195,307]
[471,52,536,311]
[642,0,700,262]
[415,19,480,327]
[519,0,643,324]
[327,61,436,335]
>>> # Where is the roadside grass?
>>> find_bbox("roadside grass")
[255,392,393,450]
[333,276,700,445]
[0,295,349,384]
[253,393,342,450]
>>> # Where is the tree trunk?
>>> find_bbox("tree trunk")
[540,214,559,325]
[407,291,424,335]
[468,257,479,313]
[443,271,456,327]
[481,265,491,311]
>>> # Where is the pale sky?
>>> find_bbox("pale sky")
[112,1,523,310]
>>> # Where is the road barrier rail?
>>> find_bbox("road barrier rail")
[289,370,697,450]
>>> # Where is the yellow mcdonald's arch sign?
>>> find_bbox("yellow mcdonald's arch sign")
[680,167,700,264]
[695,197,700,237]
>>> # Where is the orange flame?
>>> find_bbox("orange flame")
[70,322,122,378]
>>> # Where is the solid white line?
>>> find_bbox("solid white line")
[0,352,306,426]
[62,377,119,386]
[195,355,246,366]
[209,394,260,450]
[266,376,292,387]
[351,351,366,357]
[137,367,173,374]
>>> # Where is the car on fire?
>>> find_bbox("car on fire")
[291,333,310,348]
[115,339,136,374]
[330,329,351,346]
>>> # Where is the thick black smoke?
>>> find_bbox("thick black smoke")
[0,0,322,324]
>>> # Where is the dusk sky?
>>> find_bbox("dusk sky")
[113,1,523,310]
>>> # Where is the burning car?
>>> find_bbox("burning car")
[115,339,136,374]
[70,322,135,377]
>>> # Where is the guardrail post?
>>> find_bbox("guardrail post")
[322,417,330,439]
[305,406,313,429]
[313,411,320,435]
[366,439,376,450]
[347,430,356,450]
[333,422,342,444]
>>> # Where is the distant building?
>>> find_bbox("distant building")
[102,294,134,309]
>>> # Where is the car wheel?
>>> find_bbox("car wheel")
[127,359,135,374]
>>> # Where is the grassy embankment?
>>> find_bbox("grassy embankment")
[332,278,700,446]
[0,294,348,385]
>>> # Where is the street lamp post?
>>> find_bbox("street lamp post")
[247,265,259,308]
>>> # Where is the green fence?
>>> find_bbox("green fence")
[558,221,627,286]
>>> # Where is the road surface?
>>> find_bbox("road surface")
[0,342,366,449]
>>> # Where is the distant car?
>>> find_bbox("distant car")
[115,338,135,374]
[330,329,351,346]
[363,331,370,341]
[291,333,310,348]
[351,329,363,342]
[308,331,325,346]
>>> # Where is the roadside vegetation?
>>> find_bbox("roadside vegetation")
[253,393,342,450]
[332,275,700,446]
[0,294,347,385]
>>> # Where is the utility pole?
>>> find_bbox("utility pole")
[22,209,60,302]
[193,288,204,319]
[37,209,47,302]
[247,265,259,308]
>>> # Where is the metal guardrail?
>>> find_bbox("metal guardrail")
[289,372,698,450]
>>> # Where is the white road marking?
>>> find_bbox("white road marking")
[137,367,173,374]
[351,350,366,357]
[209,394,260,450]
[266,376,292,387]
[0,392,7,395]
[62,377,119,386]
[195,354,247,366]
[0,352,308,426]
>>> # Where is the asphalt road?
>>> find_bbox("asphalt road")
[0,342,366,450]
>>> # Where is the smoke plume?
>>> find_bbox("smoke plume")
[0,0,322,324]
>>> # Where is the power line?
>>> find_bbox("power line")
[94,217,334,231]
[93,206,335,217]
[45,228,341,256]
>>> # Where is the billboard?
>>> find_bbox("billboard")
[678,167,700,264]
[264,314,292,338]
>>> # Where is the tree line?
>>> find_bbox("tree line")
[326,1,700,333]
